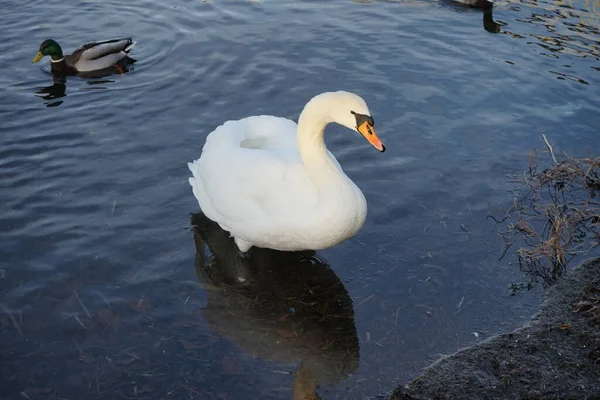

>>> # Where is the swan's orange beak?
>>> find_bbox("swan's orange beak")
[357,121,385,152]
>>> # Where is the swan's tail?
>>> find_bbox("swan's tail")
[187,160,200,189]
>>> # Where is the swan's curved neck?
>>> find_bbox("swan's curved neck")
[296,94,345,187]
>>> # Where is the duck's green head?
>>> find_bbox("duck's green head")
[32,39,63,63]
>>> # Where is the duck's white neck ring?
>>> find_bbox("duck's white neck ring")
[51,57,65,63]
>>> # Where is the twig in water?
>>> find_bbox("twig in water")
[271,370,293,375]
[97,291,112,308]
[95,367,101,393]
[1,304,24,338]
[74,290,92,319]
[356,294,375,308]
[541,133,557,164]
[74,315,87,330]
[463,197,474,221]
[72,337,84,354]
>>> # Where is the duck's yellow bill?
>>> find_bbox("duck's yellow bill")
[357,121,385,152]
[32,52,44,63]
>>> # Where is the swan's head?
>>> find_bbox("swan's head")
[327,91,386,153]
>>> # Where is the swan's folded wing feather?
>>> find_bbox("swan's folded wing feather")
[238,115,299,151]
[193,117,318,232]
[198,144,299,222]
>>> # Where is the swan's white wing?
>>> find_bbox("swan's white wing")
[188,116,319,235]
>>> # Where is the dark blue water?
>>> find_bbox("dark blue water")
[1,0,599,398]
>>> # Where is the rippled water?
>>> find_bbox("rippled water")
[1,0,599,398]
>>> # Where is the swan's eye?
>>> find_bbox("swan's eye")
[351,111,375,129]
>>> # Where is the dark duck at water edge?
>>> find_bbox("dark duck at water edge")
[451,0,493,8]
[32,38,136,76]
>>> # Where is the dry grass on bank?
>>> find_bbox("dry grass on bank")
[491,136,600,291]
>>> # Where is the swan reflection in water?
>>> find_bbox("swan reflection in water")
[191,212,359,400]
[34,57,135,107]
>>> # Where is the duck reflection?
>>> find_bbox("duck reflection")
[35,76,67,107]
[441,0,502,33]
[191,212,359,399]
[482,8,501,33]
[34,57,135,107]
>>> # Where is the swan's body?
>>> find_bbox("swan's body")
[188,91,385,253]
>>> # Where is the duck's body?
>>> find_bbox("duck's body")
[32,38,136,75]
[450,0,493,8]
[188,91,385,253]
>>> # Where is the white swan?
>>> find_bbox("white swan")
[187,91,385,253]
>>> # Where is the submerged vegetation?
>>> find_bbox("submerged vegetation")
[491,136,600,292]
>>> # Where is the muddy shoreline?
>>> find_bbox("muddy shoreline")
[389,259,600,400]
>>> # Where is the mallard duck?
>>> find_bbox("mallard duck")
[187,91,385,253]
[32,38,136,75]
